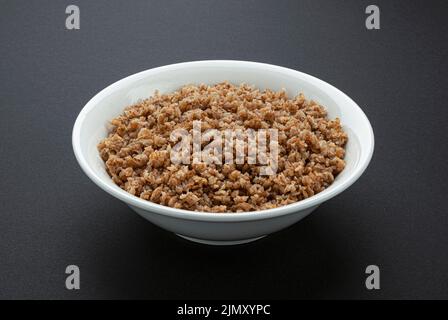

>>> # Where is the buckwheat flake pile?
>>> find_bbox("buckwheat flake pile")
[97,82,347,213]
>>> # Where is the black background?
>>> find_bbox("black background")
[1,0,447,299]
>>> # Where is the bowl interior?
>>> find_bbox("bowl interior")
[74,61,372,215]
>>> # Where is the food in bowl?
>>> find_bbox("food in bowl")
[97,82,347,213]
[73,61,374,245]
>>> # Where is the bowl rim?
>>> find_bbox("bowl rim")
[72,60,374,222]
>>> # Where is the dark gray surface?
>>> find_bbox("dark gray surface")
[1,0,447,299]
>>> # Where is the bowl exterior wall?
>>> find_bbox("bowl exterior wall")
[129,204,319,242]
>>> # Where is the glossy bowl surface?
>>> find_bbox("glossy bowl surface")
[72,60,374,245]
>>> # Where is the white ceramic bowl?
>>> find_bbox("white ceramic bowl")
[72,60,374,245]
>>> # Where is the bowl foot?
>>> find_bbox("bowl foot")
[175,234,266,245]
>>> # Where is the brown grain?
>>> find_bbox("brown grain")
[98,82,347,212]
